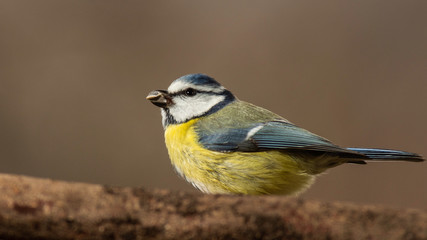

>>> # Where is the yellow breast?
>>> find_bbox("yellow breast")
[164,119,220,193]
[164,119,315,195]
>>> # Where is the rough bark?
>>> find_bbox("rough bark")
[0,173,425,240]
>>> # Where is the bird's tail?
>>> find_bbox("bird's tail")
[346,148,424,162]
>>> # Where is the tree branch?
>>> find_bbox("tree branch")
[0,173,425,240]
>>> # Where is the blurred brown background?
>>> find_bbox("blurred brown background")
[1,1,426,209]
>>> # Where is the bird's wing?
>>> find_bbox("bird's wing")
[197,120,359,155]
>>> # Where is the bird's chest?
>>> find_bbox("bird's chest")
[164,121,203,172]
[164,120,199,164]
[164,120,228,193]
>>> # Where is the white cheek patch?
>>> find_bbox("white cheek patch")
[168,94,226,123]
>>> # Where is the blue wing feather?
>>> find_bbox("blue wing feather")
[198,127,251,151]
[252,122,345,152]
[197,121,354,154]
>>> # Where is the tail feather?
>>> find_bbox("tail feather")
[347,148,424,162]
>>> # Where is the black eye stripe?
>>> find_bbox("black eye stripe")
[169,90,224,97]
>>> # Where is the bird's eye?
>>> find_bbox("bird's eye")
[184,88,197,97]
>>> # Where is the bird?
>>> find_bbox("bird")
[146,74,424,195]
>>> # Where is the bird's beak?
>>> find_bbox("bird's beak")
[146,90,172,108]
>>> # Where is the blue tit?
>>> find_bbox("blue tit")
[146,74,424,195]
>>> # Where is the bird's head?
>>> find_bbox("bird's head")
[146,74,236,127]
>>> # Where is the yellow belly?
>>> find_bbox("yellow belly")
[164,119,315,195]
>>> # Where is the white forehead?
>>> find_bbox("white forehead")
[167,79,225,94]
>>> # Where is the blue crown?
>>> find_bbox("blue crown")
[179,74,221,87]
